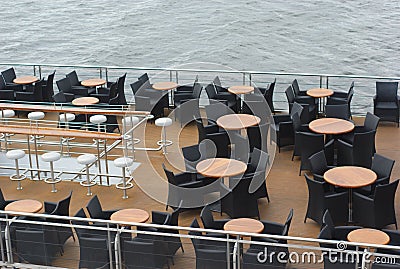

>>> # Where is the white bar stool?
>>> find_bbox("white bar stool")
[155,117,173,154]
[28,111,45,143]
[89,115,107,179]
[0,109,15,151]
[77,154,97,196]
[122,116,140,159]
[41,152,62,193]
[6,149,26,190]
[114,157,134,199]
[59,113,76,156]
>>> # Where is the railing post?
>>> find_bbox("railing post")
[105,68,109,82]
[175,70,179,83]
[5,214,13,265]
[39,65,42,79]
[100,67,103,79]
[242,73,246,85]
[107,223,114,269]
[226,234,230,269]
[169,70,172,82]
[249,73,252,86]
[114,224,121,269]
[33,65,36,77]
[326,76,329,89]
[319,76,323,88]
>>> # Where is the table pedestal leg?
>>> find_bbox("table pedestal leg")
[349,189,353,223]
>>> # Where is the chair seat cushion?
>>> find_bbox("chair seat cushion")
[77,154,97,165]
[375,102,398,109]
[90,115,107,124]
[41,152,61,162]
[155,117,172,127]
[6,149,25,160]
[114,157,134,168]
[59,113,76,122]
[0,110,15,118]
[28,111,45,120]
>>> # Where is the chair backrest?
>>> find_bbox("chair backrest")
[205,83,217,99]
[1,68,16,83]
[108,82,118,99]
[322,210,336,235]
[305,174,326,224]
[181,142,210,172]
[135,95,151,111]
[123,239,164,269]
[371,153,395,180]
[130,80,142,96]
[213,76,221,87]
[192,82,203,98]
[325,104,350,120]
[205,100,231,122]
[285,85,295,105]
[352,130,376,168]
[0,188,7,210]
[116,73,127,105]
[43,71,56,102]
[290,102,303,118]
[78,237,110,269]
[309,150,329,178]
[0,75,6,90]
[264,78,276,112]
[298,132,325,171]
[55,191,72,216]
[194,118,207,142]
[33,78,46,102]
[200,204,216,229]
[162,163,177,186]
[15,229,53,266]
[374,179,399,206]
[247,123,269,153]
[282,208,294,236]
[292,79,301,96]
[56,77,73,93]
[66,70,80,86]
[52,92,68,103]
[317,225,333,248]
[138,73,149,85]
[85,195,104,219]
[364,112,380,131]
[376,81,398,102]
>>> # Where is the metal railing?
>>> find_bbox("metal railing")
[0,210,399,269]
[1,62,399,115]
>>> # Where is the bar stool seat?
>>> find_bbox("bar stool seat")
[90,115,107,126]
[59,113,75,122]
[6,149,26,190]
[28,111,45,121]
[155,117,173,154]
[0,110,16,151]
[41,152,62,193]
[78,154,97,196]
[114,157,134,199]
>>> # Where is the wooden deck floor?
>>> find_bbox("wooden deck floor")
[1,112,399,268]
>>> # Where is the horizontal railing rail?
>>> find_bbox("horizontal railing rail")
[0,210,399,269]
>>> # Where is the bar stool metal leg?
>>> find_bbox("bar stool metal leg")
[41,152,62,193]
[6,150,26,190]
[114,157,134,199]
[78,154,97,196]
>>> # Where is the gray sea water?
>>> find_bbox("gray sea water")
[0,0,399,111]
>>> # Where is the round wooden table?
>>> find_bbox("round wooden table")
[224,218,264,234]
[324,166,377,222]
[307,88,334,116]
[72,97,99,106]
[152,81,178,91]
[5,199,43,213]
[216,114,261,131]
[110,208,150,225]
[347,228,390,246]
[309,118,354,135]
[13,76,39,85]
[196,158,247,178]
[228,85,254,95]
[81,78,106,87]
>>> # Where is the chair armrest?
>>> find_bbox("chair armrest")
[337,139,352,149]
[151,211,170,225]
[334,226,362,241]
[353,191,374,203]
[279,121,294,135]
[204,124,220,134]
[259,221,284,235]
[44,201,58,214]
[175,171,197,184]
[103,209,119,219]
[273,115,291,124]
[176,85,193,92]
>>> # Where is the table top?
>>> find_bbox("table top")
[152,81,178,91]
[81,78,106,87]
[347,228,390,245]
[13,76,39,85]
[324,166,377,188]
[228,85,254,95]
[72,97,99,106]
[110,208,150,224]
[216,114,261,130]
[306,88,334,98]
[5,199,42,213]
[196,158,247,178]
[224,218,264,234]
[309,118,355,135]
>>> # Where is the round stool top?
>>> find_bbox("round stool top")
[122,116,140,126]
[90,115,107,124]
[72,97,99,106]
[6,149,25,160]
[28,111,45,120]
[0,110,15,118]
[228,85,255,95]
[41,152,61,162]
[347,228,390,246]
[111,208,149,224]
[13,76,39,85]
[77,154,97,165]
[155,117,173,127]
[59,113,76,122]
[224,218,264,234]
[114,157,134,168]
[306,88,334,98]
[152,81,178,91]
[81,78,106,87]
[5,199,42,213]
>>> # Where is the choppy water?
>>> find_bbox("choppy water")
[1,0,400,111]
